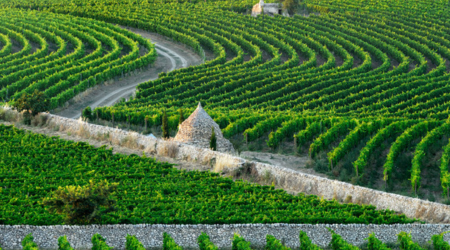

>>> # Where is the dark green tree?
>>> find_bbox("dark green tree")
[210,126,217,151]
[12,89,49,125]
[43,180,118,225]
[82,106,93,121]
[179,109,185,126]
[162,110,169,139]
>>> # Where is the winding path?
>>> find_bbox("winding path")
[55,28,202,120]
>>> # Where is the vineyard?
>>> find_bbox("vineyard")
[14,230,450,250]
[0,124,415,225]
[1,0,450,217]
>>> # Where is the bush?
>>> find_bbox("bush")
[12,89,49,125]
[22,234,39,250]
[163,232,183,250]
[162,110,169,139]
[198,232,218,250]
[397,232,424,250]
[58,235,74,250]
[210,126,217,151]
[366,233,391,250]
[266,235,291,250]
[43,180,118,224]
[126,235,146,250]
[232,234,251,250]
[82,106,93,121]
[299,231,322,250]
[179,109,185,126]
[328,229,359,250]
[92,234,113,250]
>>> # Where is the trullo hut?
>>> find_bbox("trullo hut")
[174,102,235,153]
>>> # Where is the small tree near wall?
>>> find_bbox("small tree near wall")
[12,89,49,125]
[210,126,217,151]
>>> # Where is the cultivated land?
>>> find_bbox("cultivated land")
[2,0,450,247]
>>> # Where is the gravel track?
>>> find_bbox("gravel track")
[55,27,203,119]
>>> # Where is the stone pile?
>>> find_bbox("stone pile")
[174,102,235,153]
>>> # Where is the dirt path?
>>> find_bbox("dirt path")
[55,27,204,119]
[240,151,328,178]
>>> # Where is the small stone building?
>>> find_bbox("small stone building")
[252,0,288,17]
[174,103,235,153]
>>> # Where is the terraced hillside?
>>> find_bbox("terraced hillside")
[1,0,450,200]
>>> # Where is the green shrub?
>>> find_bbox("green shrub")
[92,234,113,250]
[210,126,217,151]
[198,232,218,250]
[299,231,322,250]
[397,232,424,250]
[232,234,251,250]
[328,229,359,250]
[179,109,185,125]
[43,180,118,225]
[163,232,183,250]
[58,235,74,250]
[366,233,391,250]
[430,232,450,250]
[82,106,93,121]
[266,235,291,250]
[162,110,169,139]
[126,235,146,250]
[12,89,49,125]
[22,233,39,250]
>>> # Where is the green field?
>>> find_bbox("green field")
[1,0,450,220]
[0,124,415,225]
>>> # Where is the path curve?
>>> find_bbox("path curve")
[56,28,203,120]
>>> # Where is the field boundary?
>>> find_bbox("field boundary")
[1,224,450,249]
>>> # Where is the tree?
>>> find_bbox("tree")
[210,126,217,151]
[179,109,185,126]
[12,89,49,125]
[82,106,93,121]
[162,110,169,139]
[43,180,118,225]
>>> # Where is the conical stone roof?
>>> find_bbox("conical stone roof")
[174,102,235,153]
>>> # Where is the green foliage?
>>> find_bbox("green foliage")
[366,233,391,250]
[22,234,39,250]
[0,124,417,225]
[179,109,185,125]
[43,180,118,225]
[162,110,169,139]
[58,236,74,250]
[12,89,49,124]
[430,231,450,250]
[266,235,291,250]
[210,126,217,151]
[397,232,424,250]
[198,232,218,250]
[92,234,113,250]
[232,234,251,250]
[328,229,359,250]
[82,106,93,121]
[126,235,146,250]
[163,232,183,250]
[299,231,322,250]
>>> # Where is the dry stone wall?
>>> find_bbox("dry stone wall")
[1,224,450,249]
[15,113,450,223]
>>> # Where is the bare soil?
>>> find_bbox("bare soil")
[55,27,205,120]
[240,151,328,178]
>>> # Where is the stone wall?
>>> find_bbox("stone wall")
[1,224,450,249]
[16,114,450,223]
